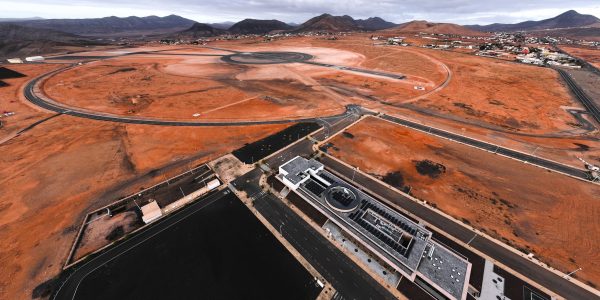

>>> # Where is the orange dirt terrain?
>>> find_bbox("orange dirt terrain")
[41,46,410,121]
[409,48,580,134]
[253,35,584,136]
[2,34,600,299]
[325,116,600,287]
[560,45,600,69]
[0,108,288,299]
[298,36,600,168]
[0,64,66,139]
[41,40,451,122]
[42,55,345,121]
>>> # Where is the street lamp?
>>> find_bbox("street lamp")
[352,167,359,181]
[563,267,582,279]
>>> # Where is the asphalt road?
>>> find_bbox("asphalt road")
[23,66,353,127]
[557,68,600,124]
[231,170,396,300]
[303,61,406,80]
[566,109,596,132]
[52,188,228,300]
[379,114,591,181]
[320,155,599,300]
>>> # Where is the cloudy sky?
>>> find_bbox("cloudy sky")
[1,0,599,25]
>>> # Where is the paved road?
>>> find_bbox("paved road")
[52,188,227,300]
[320,155,599,300]
[23,69,353,127]
[231,169,396,300]
[566,109,596,132]
[379,114,591,181]
[304,61,406,80]
[557,68,600,124]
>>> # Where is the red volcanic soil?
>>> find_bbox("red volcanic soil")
[42,53,356,121]
[0,111,288,298]
[0,63,66,139]
[2,33,600,299]
[560,45,600,69]
[407,48,580,134]
[326,116,600,287]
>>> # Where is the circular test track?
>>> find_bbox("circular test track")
[23,56,353,127]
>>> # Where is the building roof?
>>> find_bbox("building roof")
[417,241,470,300]
[141,200,162,223]
[278,157,471,300]
[280,156,323,186]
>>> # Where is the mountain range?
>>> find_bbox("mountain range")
[2,10,600,58]
[388,20,485,36]
[0,23,102,58]
[5,15,196,36]
[228,19,292,34]
[293,14,396,32]
[467,10,600,32]
[173,22,227,39]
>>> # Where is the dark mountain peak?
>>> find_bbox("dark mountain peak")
[355,16,397,30]
[176,22,225,38]
[295,14,358,32]
[559,10,580,17]
[228,19,292,34]
[295,14,396,32]
[467,10,600,32]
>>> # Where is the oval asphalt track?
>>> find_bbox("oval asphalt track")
[23,66,353,127]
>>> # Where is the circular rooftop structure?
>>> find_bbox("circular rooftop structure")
[221,51,313,65]
[325,185,360,213]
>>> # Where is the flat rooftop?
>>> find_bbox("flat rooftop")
[278,156,471,300]
[279,156,324,187]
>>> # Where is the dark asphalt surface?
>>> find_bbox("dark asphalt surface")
[379,114,590,181]
[303,61,406,80]
[557,68,600,124]
[52,188,229,300]
[231,169,396,300]
[566,109,596,132]
[320,155,599,300]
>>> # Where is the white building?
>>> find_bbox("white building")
[6,58,23,64]
[25,56,44,62]
[141,201,163,224]
[279,156,324,190]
